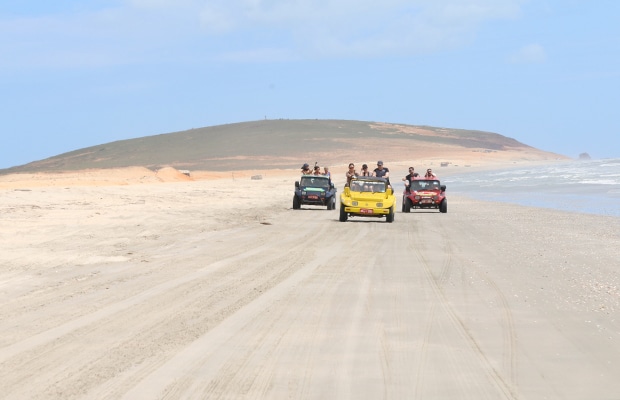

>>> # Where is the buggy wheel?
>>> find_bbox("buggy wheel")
[327,197,335,210]
[439,199,447,213]
[339,204,348,222]
[293,195,301,209]
[386,206,394,223]
[404,198,412,213]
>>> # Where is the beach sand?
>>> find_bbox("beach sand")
[1,155,619,399]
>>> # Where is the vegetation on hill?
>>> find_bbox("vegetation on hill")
[0,119,562,174]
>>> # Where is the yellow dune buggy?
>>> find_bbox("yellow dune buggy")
[339,177,395,223]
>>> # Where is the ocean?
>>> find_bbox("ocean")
[441,159,620,217]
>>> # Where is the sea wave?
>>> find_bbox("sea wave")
[444,158,620,217]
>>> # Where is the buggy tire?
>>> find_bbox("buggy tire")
[440,199,447,213]
[404,197,412,213]
[293,195,301,210]
[339,204,348,222]
[386,206,394,223]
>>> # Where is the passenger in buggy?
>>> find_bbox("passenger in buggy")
[403,167,418,192]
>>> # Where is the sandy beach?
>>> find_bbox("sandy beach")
[1,160,619,399]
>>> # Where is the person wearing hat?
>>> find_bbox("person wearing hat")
[373,160,391,188]
[360,163,371,176]
[301,163,312,175]
[373,160,390,179]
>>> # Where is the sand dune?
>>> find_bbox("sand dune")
[0,145,563,190]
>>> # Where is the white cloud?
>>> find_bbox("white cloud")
[0,0,527,69]
[198,0,526,58]
[508,43,547,64]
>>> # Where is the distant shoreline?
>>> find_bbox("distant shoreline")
[0,158,571,190]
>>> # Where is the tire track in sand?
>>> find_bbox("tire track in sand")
[120,221,351,399]
[406,215,519,399]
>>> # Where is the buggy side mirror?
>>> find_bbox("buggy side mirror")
[440,185,446,192]
[295,181,300,188]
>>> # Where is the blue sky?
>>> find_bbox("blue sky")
[1,0,619,169]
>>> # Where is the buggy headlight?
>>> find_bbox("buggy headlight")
[377,202,383,207]
[352,201,358,206]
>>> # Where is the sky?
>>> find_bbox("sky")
[1,0,619,169]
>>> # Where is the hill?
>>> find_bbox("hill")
[0,119,567,175]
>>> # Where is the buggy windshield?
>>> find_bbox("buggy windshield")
[411,180,440,191]
[300,176,330,190]
[350,180,386,193]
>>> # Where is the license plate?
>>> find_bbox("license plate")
[308,195,318,199]
[421,199,432,204]
[360,208,373,214]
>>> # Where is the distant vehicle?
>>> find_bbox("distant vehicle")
[402,179,447,213]
[293,175,337,210]
[339,177,395,222]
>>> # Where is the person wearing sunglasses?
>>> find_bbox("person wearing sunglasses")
[424,168,437,178]
[373,160,391,188]
[345,163,358,187]
[402,167,418,192]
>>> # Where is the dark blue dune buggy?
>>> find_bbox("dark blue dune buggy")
[293,175,337,210]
